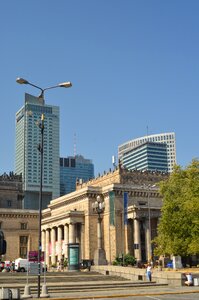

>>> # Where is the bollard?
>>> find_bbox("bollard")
[10,289,20,300]
[21,285,32,299]
[0,288,12,300]
[40,284,49,298]
[194,278,199,286]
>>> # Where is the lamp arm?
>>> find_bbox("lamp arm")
[27,82,43,93]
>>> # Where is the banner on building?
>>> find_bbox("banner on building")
[124,192,128,225]
[28,251,44,262]
[109,191,115,226]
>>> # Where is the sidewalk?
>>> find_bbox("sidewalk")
[31,284,199,299]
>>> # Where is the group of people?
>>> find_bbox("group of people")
[57,259,64,271]
[146,262,194,286]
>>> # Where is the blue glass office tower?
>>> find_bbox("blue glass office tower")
[15,93,60,209]
[122,142,168,172]
[60,155,94,195]
[118,132,176,173]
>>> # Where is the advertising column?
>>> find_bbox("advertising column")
[68,243,80,271]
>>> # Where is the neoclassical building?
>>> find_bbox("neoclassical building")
[0,173,38,261]
[0,173,23,209]
[41,167,168,266]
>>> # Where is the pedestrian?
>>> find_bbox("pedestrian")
[57,260,61,271]
[60,258,64,272]
[185,273,193,286]
[146,263,152,282]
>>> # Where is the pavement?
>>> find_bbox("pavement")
[1,270,199,299]
[35,285,199,300]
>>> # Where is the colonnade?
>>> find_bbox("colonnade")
[132,216,158,262]
[41,222,84,266]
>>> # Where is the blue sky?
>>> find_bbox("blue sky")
[1,0,199,176]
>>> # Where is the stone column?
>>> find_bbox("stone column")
[41,230,46,252]
[94,216,107,265]
[76,224,81,244]
[80,223,84,260]
[45,229,50,267]
[134,218,141,262]
[57,226,62,261]
[145,220,151,262]
[69,223,76,244]
[64,224,69,258]
[51,227,56,265]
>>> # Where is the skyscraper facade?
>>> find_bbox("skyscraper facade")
[15,93,60,209]
[118,132,176,173]
[122,142,168,172]
[60,155,94,196]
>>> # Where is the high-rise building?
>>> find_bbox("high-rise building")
[60,155,94,195]
[15,93,60,209]
[118,132,176,173]
[122,142,168,172]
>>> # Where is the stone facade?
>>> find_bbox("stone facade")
[0,209,38,261]
[0,173,38,261]
[41,167,168,266]
[0,173,23,209]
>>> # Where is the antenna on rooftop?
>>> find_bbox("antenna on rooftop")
[147,125,149,141]
[73,132,77,157]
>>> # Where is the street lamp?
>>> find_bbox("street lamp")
[145,184,156,263]
[16,77,72,102]
[16,77,72,298]
[92,195,107,265]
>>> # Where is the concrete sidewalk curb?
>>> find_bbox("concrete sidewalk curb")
[32,289,199,300]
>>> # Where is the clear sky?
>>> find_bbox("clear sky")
[1,0,199,176]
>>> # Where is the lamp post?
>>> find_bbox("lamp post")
[146,184,156,262]
[16,77,72,298]
[147,187,152,262]
[92,195,107,265]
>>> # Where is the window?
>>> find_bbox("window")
[7,200,12,207]
[21,223,28,230]
[20,236,28,258]
[71,158,76,168]
[138,201,147,206]
[64,158,69,167]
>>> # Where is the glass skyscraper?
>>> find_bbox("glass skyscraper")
[60,155,94,195]
[118,132,176,173]
[122,142,168,172]
[15,93,60,209]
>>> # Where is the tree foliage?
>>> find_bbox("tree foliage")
[112,253,136,266]
[154,159,199,257]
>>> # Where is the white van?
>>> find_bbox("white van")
[14,258,28,272]
[14,258,47,272]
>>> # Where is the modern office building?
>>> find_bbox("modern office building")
[118,132,176,173]
[122,142,168,172]
[60,155,94,195]
[15,93,60,209]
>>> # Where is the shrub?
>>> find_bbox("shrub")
[112,253,136,266]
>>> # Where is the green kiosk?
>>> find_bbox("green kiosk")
[68,243,80,271]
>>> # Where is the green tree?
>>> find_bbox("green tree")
[154,159,199,257]
[112,253,136,266]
